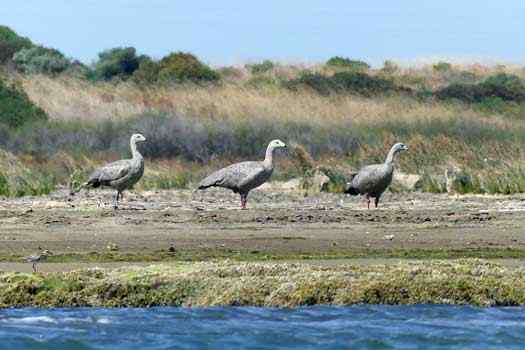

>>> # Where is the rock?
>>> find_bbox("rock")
[300,170,331,193]
[392,172,422,191]
[259,178,301,191]
[281,178,301,191]
[106,243,119,251]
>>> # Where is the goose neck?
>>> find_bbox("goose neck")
[385,147,397,165]
[130,139,143,160]
[263,145,274,169]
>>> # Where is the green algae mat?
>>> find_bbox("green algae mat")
[1,259,524,307]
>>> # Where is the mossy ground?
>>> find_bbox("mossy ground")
[1,259,524,307]
[3,247,525,264]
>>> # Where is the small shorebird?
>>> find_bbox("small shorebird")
[24,250,52,273]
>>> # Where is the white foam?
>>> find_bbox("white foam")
[97,318,111,324]
[7,316,58,324]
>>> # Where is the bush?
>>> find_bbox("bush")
[13,46,71,75]
[132,58,161,84]
[0,26,33,64]
[0,79,48,128]
[326,57,370,72]
[246,60,275,74]
[286,71,406,97]
[132,52,219,85]
[286,72,334,95]
[93,47,145,81]
[433,61,452,73]
[157,52,220,83]
[381,60,399,75]
[436,73,525,103]
[482,74,525,101]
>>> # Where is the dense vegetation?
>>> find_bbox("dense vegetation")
[0,79,47,128]
[1,260,524,307]
[1,25,525,196]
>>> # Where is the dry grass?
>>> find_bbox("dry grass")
[6,63,525,195]
[20,73,495,132]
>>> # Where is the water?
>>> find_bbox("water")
[1,305,525,349]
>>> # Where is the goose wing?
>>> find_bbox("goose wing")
[198,161,264,190]
[89,159,132,185]
[351,164,389,193]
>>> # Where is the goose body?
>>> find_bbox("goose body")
[346,142,408,208]
[71,133,146,209]
[197,139,286,209]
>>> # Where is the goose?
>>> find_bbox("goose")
[345,142,408,209]
[70,133,146,209]
[196,139,287,209]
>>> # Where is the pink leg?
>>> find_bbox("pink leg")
[366,195,371,210]
[240,194,248,209]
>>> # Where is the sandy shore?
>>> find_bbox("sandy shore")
[1,188,525,269]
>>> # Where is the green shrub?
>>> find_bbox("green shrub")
[13,46,71,75]
[285,72,333,95]
[381,60,399,74]
[0,26,33,64]
[65,60,93,78]
[132,52,219,85]
[132,58,161,84]
[246,60,275,74]
[93,47,145,81]
[326,56,370,72]
[286,71,406,97]
[482,73,525,101]
[415,87,433,101]
[331,72,401,96]
[0,79,48,128]
[157,52,220,83]
[433,61,452,73]
[436,73,525,103]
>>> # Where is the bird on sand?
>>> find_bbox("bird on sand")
[70,133,146,209]
[24,249,52,273]
[196,139,287,209]
[345,142,408,209]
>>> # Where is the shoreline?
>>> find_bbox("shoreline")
[2,190,525,307]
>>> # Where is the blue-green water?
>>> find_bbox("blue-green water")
[1,305,525,349]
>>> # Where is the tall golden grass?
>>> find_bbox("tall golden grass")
[4,62,525,195]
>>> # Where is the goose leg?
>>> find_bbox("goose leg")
[113,191,119,210]
[240,193,248,210]
[365,195,371,210]
[32,263,36,273]
[374,196,380,208]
